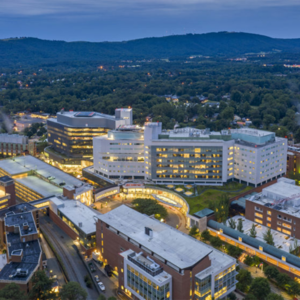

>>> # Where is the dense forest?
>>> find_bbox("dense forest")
[1,55,300,140]
[2,32,300,66]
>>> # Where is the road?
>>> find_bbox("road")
[40,213,99,300]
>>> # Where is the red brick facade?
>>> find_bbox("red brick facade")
[96,219,212,300]
[245,200,298,238]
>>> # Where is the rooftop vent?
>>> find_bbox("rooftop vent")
[145,227,153,238]
[78,222,83,228]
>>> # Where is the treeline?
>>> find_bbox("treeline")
[1,59,300,139]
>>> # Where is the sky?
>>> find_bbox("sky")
[0,0,300,42]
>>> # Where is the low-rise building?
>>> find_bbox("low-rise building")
[0,203,41,293]
[0,134,36,156]
[0,176,16,210]
[245,177,300,239]
[96,205,237,300]
[0,156,93,204]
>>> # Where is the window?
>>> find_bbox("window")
[255,206,263,212]
[267,217,271,222]
[282,229,291,235]
[267,223,271,227]
[282,223,292,229]
[255,213,263,219]
[255,218,263,224]
[267,211,272,216]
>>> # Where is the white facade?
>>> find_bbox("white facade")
[233,129,287,186]
[93,126,145,180]
[91,123,287,186]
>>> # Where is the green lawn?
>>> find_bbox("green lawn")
[184,185,253,215]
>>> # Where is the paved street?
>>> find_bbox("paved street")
[40,233,65,286]
[40,213,99,300]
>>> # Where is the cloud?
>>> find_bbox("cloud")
[1,0,300,17]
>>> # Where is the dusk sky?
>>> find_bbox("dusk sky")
[1,0,300,42]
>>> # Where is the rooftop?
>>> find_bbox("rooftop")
[227,216,294,252]
[247,179,300,218]
[0,155,86,187]
[16,176,63,198]
[0,203,36,219]
[4,211,38,236]
[193,208,214,219]
[98,205,235,269]
[49,197,101,234]
[0,175,13,184]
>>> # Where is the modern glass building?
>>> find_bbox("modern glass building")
[46,109,132,171]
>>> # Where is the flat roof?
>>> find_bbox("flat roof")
[0,156,84,187]
[16,176,62,197]
[98,205,231,269]
[0,203,36,219]
[0,175,13,183]
[193,208,214,219]
[263,180,300,199]
[5,212,38,237]
[50,197,101,234]
[227,216,293,253]
[56,111,117,120]
[231,128,274,137]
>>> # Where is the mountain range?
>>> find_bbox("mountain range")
[1,32,300,67]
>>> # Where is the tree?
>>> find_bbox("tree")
[228,218,236,229]
[276,273,292,288]
[264,266,279,280]
[226,245,242,258]
[201,230,211,241]
[236,269,252,292]
[237,219,243,233]
[29,270,55,300]
[107,298,117,300]
[97,296,106,300]
[132,198,168,220]
[189,225,199,238]
[244,294,257,300]
[211,194,230,223]
[248,277,271,300]
[227,293,237,300]
[286,281,300,297]
[0,282,28,300]
[243,255,253,266]
[263,229,274,246]
[266,294,284,300]
[249,224,257,238]
[60,282,88,300]
[210,236,222,248]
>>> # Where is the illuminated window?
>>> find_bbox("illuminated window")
[277,227,282,231]
[282,229,291,235]
[267,211,272,216]
[259,246,263,251]
[267,217,271,222]
[255,218,263,224]
[267,223,271,227]
[255,213,263,218]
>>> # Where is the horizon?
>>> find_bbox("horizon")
[2,31,300,43]
[1,0,300,42]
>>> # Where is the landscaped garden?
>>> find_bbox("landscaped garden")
[163,181,253,215]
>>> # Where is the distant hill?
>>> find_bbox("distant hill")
[1,32,300,67]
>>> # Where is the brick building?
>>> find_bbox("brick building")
[96,205,237,300]
[0,203,42,293]
[0,176,16,210]
[287,148,300,175]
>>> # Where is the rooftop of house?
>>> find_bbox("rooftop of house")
[98,205,235,270]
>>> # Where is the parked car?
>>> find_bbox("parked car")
[104,264,113,277]
[94,275,100,282]
[98,282,105,291]
[88,262,96,272]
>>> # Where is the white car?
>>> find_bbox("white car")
[98,282,105,291]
